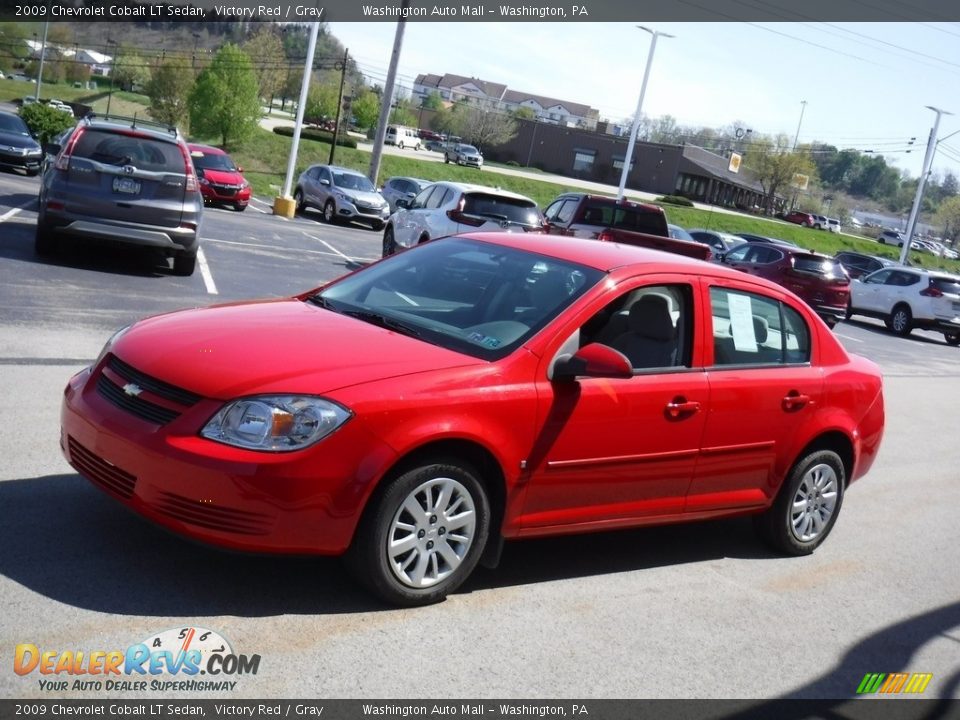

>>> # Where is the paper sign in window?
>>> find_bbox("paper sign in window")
[728,293,758,352]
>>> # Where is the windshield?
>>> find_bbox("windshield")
[192,151,237,172]
[460,145,479,154]
[0,114,29,136]
[314,238,603,360]
[333,172,375,192]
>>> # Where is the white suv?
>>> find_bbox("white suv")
[382,182,543,256]
[847,266,960,344]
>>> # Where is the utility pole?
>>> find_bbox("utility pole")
[34,22,49,102]
[369,0,410,188]
[900,106,953,265]
[792,100,807,151]
[328,48,349,166]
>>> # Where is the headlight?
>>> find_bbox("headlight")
[94,324,132,367]
[201,395,351,452]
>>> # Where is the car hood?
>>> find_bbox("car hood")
[339,189,385,205]
[199,168,245,185]
[111,298,482,399]
[0,130,39,151]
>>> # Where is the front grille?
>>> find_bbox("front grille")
[153,491,273,535]
[96,355,201,425]
[211,184,238,197]
[68,436,137,499]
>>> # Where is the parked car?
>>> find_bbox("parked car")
[293,164,390,230]
[444,143,483,169]
[667,224,696,241]
[46,99,73,116]
[847,267,960,343]
[687,228,743,255]
[381,176,432,213]
[0,110,42,176]
[542,193,710,261]
[60,233,885,606]
[382,181,541,256]
[812,214,829,230]
[833,251,896,280]
[784,211,815,227]
[826,218,841,233]
[384,125,421,150]
[926,240,959,260]
[877,229,905,246]
[721,242,850,327]
[424,139,445,152]
[188,143,251,212]
[36,114,202,275]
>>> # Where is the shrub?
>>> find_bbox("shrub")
[505,160,519,167]
[272,125,358,149]
[18,103,75,145]
[656,195,694,207]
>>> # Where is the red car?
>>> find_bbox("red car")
[188,144,251,211]
[61,234,884,606]
[784,211,816,227]
[721,242,851,328]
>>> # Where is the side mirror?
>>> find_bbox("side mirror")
[552,343,633,381]
[396,197,410,210]
[237,166,244,173]
[43,142,61,156]
[319,178,330,186]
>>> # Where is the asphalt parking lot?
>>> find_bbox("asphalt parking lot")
[1,167,958,703]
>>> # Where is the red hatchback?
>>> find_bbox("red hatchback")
[784,211,815,227]
[61,235,884,606]
[188,143,251,211]
[721,242,851,327]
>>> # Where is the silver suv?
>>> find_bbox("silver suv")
[36,114,203,275]
[382,181,542,256]
[293,164,390,229]
[444,143,483,169]
[877,229,905,246]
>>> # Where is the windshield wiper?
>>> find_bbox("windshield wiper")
[341,309,423,338]
[306,295,336,310]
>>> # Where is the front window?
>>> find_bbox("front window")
[315,238,603,360]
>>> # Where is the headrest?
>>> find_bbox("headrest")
[627,295,675,341]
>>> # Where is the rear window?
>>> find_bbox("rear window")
[463,193,540,226]
[931,277,960,294]
[794,256,844,277]
[581,202,666,234]
[73,129,184,173]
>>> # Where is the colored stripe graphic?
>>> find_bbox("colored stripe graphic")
[904,673,933,694]
[880,673,909,693]
[857,672,932,694]
[857,673,886,694]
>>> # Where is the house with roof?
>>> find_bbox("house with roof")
[413,73,507,110]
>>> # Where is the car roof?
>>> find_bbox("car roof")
[459,232,754,278]
[80,114,181,141]
[432,181,535,202]
[188,143,227,155]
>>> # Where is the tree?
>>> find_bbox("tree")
[450,102,518,149]
[304,76,339,124]
[389,96,418,127]
[188,43,261,149]
[512,106,536,121]
[419,91,443,111]
[112,52,151,92]
[935,195,960,245]
[243,27,286,107]
[746,134,816,212]
[147,59,195,129]
[351,89,379,130]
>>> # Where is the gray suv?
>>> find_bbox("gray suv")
[36,114,203,275]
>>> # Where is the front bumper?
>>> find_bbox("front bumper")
[199,183,251,205]
[0,149,41,172]
[61,362,396,555]
[337,199,390,225]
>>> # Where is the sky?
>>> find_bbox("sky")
[327,21,960,182]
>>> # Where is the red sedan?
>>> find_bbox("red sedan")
[188,144,252,211]
[61,234,884,606]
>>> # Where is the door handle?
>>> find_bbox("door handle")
[665,397,701,419]
[782,391,812,411]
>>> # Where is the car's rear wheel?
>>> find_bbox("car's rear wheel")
[945,331,960,346]
[346,459,490,606]
[34,224,58,256]
[382,227,397,257]
[323,200,336,224]
[887,304,913,336]
[754,449,845,555]
[172,251,197,276]
[844,304,854,321]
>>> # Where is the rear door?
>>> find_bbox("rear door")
[65,128,188,228]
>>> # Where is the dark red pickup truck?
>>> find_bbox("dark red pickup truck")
[542,193,711,261]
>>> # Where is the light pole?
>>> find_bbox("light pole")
[34,22,48,102]
[617,26,674,201]
[900,106,953,265]
[793,100,807,150]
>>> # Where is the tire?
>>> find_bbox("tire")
[233,203,246,212]
[398,141,405,150]
[346,459,491,606]
[844,304,854,321]
[887,304,913,336]
[382,226,397,257]
[371,220,384,232]
[293,188,305,213]
[444,155,450,164]
[323,199,336,224]
[824,316,838,329]
[34,223,57,256]
[754,449,845,555]
[26,168,39,178]
[172,251,197,276]
[945,331,960,346]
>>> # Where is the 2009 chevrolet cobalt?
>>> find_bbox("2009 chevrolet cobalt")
[62,234,885,606]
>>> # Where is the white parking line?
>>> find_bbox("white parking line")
[204,236,379,262]
[302,230,365,264]
[0,198,37,223]
[834,332,863,343]
[196,247,218,295]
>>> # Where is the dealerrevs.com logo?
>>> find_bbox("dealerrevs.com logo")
[14,627,260,693]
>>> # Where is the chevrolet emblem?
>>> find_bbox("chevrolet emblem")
[122,383,143,397]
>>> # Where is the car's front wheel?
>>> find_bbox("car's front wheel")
[347,460,490,607]
[323,200,336,224]
[293,188,305,213]
[233,203,246,212]
[945,331,960,346]
[382,226,397,257]
[755,449,845,555]
[887,304,913,336]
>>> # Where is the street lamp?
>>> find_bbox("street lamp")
[900,106,953,265]
[793,100,807,150]
[617,25,674,201]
